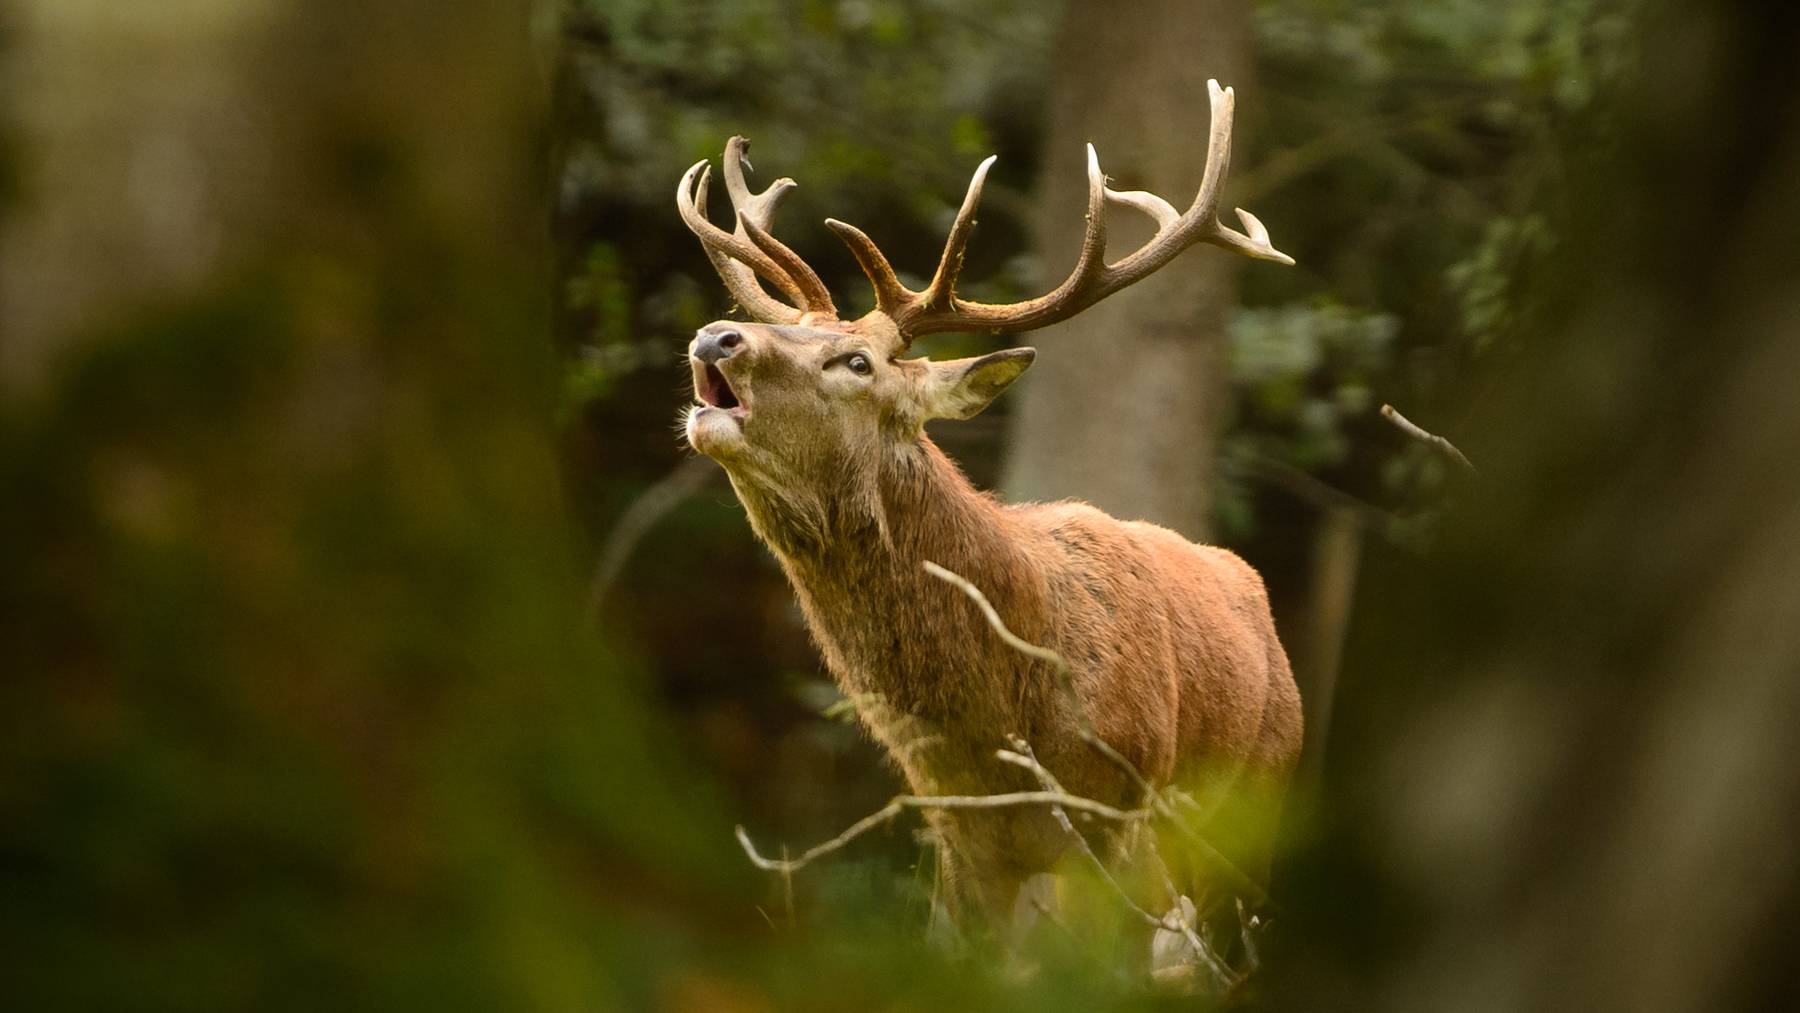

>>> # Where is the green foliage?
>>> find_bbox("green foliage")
[1207,0,1641,533]
[1217,302,1398,539]
[1232,301,1398,468]
[1258,0,1634,109]
[558,0,1058,378]
[1446,213,1553,352]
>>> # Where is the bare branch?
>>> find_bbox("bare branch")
[1158,866,1236,989]
[1236,897,1262,974]
[735,790,1148,875]
[996,744,1145,915]
[1381,403,1477,477]
[1000,741,1227,967]
[923,560,1070,674]
[1232,451,1401,538]
[588,456,718,618]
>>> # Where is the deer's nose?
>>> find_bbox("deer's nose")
[691,328,744,365]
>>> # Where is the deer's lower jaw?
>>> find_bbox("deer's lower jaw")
[685,402,748,456]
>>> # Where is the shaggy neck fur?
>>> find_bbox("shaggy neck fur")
[726,436,1050,740]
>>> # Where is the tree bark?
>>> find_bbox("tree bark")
[1001,0,1253,540]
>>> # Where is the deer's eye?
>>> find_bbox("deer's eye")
[843,353,873,376]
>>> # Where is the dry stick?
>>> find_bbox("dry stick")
[922,560,1269,908]
[998,742,1234,988]
[734,791,1149,874]
[1235,897,1261,975]
[1380,403,1478,477]
[996,744,1152,916]
[1156,863,1236,991]
[587,455,718,618]
[1234,452,1400,540]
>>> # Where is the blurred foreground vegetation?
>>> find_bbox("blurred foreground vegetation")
[4,1,1798,1010]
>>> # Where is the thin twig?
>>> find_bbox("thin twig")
[1236,897,1262,975]
[1381,403,1477,477]
[1231,451,1402,539]
[1001,740,1237,987]
[1159,866,1236,989]
[999,742,1228,968]
[997,743,1150,917]
[922,561,1068,672]
[735,790,1149,874]
[587,456,718,617]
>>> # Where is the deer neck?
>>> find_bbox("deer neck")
[736,436,1036,723]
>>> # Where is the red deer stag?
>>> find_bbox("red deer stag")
[677,81,1303,942]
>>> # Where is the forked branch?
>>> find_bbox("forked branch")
[998,739,1235,988]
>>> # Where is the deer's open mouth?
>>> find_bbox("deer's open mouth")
[694,361,747,416]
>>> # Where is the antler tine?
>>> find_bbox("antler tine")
[739,213,836,317]
[1044,143,1108,300]
[823,153,1006,332]
[824,218,910,317]
[724,138,838,316]
[1218,206,1292,263]
[1105,80,1292,277]
[676,160,805,323]
[721,136,791,230]
[919,155,998,310]
[1193,80,1236,229]
[883,144,1110,340]
[1103,188,1181,231]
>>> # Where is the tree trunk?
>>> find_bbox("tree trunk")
[1001,0,1253,540]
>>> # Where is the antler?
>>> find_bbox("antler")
[676,81,1288,346]
[676,136,837,323]
[827,79,1290,346]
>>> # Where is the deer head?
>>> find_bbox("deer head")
[678,80,1290,544]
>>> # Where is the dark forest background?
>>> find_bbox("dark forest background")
[3,1,1797,1010]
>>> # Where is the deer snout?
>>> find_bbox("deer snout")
[691,326,745,365]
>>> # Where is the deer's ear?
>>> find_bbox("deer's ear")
[919,347,1036,421]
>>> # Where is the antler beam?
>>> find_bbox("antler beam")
[832,79,1290,347]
